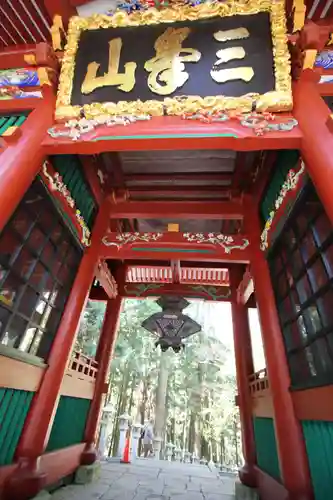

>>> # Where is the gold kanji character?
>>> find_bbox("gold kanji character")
[81,38,137,94]
[211,28,254,84]
[145,27,201,96]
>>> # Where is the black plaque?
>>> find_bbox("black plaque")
[71,12,274,107]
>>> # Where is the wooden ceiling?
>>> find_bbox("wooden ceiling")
[98,149,261,235]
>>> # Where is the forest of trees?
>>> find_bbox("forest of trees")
[77,298,243,467]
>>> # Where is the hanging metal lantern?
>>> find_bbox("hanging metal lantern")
[141,296,201,352]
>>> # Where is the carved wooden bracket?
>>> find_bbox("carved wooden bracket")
[237,266,254,305]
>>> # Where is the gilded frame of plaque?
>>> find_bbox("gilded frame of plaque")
[55,0,292,120]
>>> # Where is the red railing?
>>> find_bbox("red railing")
[249,368,269,395]
[68,351,98,381]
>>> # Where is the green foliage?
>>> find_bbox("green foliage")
[76,297,241,465]
[108,299,240,465]
[75,300,106,357]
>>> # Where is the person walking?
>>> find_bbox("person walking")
[142,419,154,458]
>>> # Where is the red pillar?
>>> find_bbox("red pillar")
[244,201,313,500]
[0,88,55,233]
[229,267,257,488]
[5,201,111,500]
[293,71,333,223]
[81,293,123,465]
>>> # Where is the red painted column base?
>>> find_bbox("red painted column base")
[4,458,46,500]
[80,443,98,466]
[239,463,257,488]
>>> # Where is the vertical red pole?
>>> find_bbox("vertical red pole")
[229,267,257,488]
[6,201,111,499]
[0,89,55,233]
[293,72,333,224]
[81,292,123,465]
[244,201,313,500]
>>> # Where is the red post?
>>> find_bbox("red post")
[5,201,111,500]
[229,267,257,488]
[293,71,333,224]
[244,201,313,500]
[81,293,123,465]
[0,89,55,233]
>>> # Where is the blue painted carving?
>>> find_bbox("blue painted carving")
[0,68,40,88]
[315,51,333,69]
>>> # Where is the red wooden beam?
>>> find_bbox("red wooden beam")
[103,152,126,188]
[43,0,76,28]
[42,115,302,155]
[108,200,243,219]
[95,260,118,299]
[100,231,250,263]
[250,151,277,202]
[0,98,42,113]
[0,43,58,71]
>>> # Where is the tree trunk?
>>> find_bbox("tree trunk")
[127,375,136,414]
[110,364,130,456]
[154,351,170,457]
[234,416,239,466]
[188,411,196,453]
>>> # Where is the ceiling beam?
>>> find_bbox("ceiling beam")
[100,231,250,263]
[80,156,104,206]
[108,200,243,219]
[128,186,230,193]
[231,152,249,196]
[250,151,277,201]
[102,153,136,231]
[125,172,233,183]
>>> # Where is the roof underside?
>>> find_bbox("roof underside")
[0,0,332,49]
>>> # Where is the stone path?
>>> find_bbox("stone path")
[50,458,236,500]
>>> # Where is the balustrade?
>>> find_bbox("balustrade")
[68,350,98,381]
[248,369,269,395]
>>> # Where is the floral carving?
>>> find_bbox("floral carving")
[48,114,151,141]
[260,160,306,251]
[191,285,231,301]
[183,111,298,136]
[41,161,91,246]
[124,283,164,296]
[183,233,249,253]
[102,232,163,249]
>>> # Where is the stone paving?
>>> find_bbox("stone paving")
[50,459,236,500]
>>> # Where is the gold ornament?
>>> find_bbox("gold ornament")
[144,27,201,95]
[81,38,137,94]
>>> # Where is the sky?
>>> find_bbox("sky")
[187,301,266,376]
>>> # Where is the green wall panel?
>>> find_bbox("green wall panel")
[302,420,333,500]
[253,416,281,481]
[0,388,34,465]
[46,396,90,452]
[0,115,27,136]
[260,150,300,224]
[50,155,97,229]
